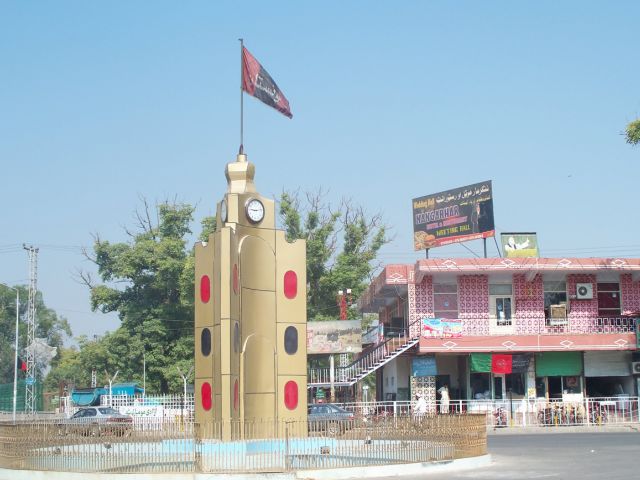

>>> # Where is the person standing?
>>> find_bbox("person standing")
[414,393,428,418]
[438,385,450,414]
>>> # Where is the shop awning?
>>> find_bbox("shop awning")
[584,351,632,377]
[535,352,582,376]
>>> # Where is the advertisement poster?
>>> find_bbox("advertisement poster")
[412,180,494,251]
[421,318,462,338]
[307,320,362,354]
[501,232,539,258]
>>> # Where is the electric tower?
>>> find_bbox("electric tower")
[23,244,39,414]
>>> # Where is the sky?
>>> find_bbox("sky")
[1,1,639,341]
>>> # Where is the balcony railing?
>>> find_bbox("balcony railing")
[458,316,636,336]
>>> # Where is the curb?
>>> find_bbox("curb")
[487,425,640,435]
[0,456,492,480]
[295,455,492,479]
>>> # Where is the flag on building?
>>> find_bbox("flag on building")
[242,47,293,119]
[491,354,513,374]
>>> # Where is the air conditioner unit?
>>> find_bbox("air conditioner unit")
[576,283,593,300]
[632,362,640,375]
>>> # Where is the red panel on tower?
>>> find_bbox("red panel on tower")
[284,270,298,300]
[200,275,211,303]
[284,270,297,299]
[284,381,298,410]
[201,382,212,411]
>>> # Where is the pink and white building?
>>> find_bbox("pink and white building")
[358,257,640,403]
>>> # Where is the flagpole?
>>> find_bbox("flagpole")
[239,38,244,155]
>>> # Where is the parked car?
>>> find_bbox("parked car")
[308,403,355,435]
[57,407,133,436]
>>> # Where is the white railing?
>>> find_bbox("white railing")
[462,316,636,336]
[328,397,640,428]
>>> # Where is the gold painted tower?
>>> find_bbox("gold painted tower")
[194,153,307,436]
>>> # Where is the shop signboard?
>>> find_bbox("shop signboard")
[636,318,640,349]
[412,356,437,377]
[500,232,539,258]
[412,180,494,250]
[421,317,462,338]
[307,320,362,354]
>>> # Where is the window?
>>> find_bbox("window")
[597,283,620,317]
[470,373,491,399]
[434,283,458,319]
[544,281,567,323]
[490,284,513,326]
[505,373,525,396]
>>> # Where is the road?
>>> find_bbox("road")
[372,432,640,479]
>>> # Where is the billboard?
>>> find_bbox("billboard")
[421,317,462,338]
[307,320,362,354]
[412,180,494,250]
[501,232,539,258]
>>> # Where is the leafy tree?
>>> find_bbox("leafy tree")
[0,285,71,385]
[626,119,640,145]
[279,190,389,321]
[69,200,215,393]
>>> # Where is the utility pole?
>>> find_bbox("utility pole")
[0,284,20,422]
[105,370,119,407]
[23,244,39,414]
[177,366,194,424]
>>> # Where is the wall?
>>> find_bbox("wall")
[621,274,640,314]
[513,274,545,334]
[408,276,434,337]
[458,275,489,336]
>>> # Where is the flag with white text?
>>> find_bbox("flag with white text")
[242,47,292,118]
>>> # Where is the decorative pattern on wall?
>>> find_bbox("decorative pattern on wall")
[621,274,640,315]
[567,274,597,334]
[408,277,434,338]
[458,275,489,336]
[513,274,545,334]
[410,376,436,414]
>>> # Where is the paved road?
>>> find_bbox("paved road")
[372,432,640,479]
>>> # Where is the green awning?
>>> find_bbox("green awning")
[470,353,492,373]
[535,352,583,376]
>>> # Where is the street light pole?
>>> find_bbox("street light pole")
[177,366,194,423]
[1,284,20,424]
[12,288,19,424]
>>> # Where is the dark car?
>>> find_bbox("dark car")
[308,403,355,435]
[57,406,133,436]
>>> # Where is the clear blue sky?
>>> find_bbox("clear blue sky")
[1,1,639,340]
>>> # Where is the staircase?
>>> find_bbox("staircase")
[308,318,421,387]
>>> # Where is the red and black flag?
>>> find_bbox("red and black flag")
[242,47,292,119]
[17,356,27,372]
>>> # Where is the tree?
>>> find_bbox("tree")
[70,199,215,393]
[0,286,71,385]
[626,119,640,145]
[279,190,389,321]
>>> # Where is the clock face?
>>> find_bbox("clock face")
[245,198,265,223]
[220,198,227,222]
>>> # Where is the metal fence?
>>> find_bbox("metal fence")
[330,396,640,428]
[0,415,486,473]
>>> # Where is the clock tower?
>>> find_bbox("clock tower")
[194,153,307,438]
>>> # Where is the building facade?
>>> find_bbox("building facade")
[358,258,640,404]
